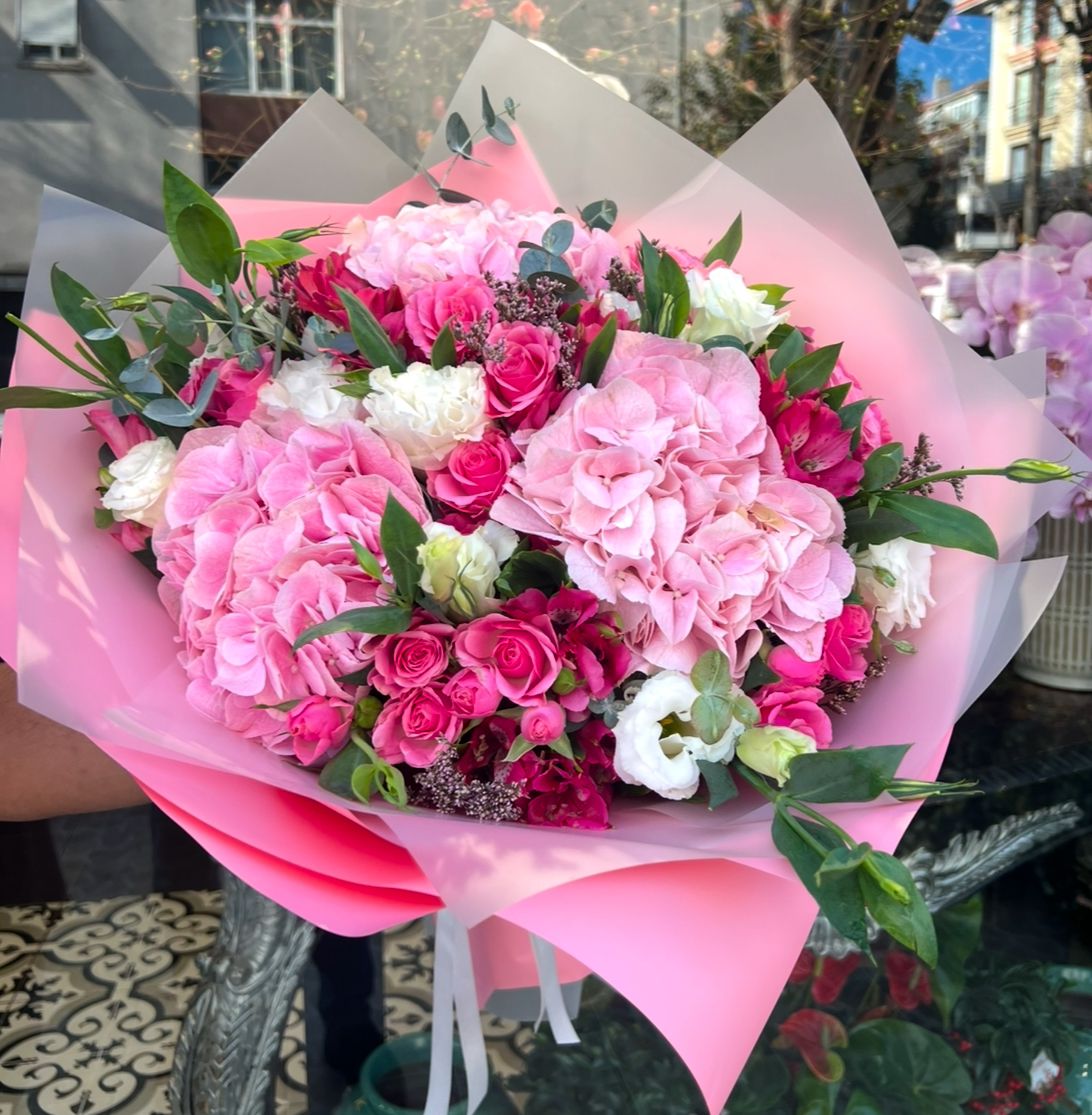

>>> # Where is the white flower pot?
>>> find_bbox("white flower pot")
[1013,515,1092,691]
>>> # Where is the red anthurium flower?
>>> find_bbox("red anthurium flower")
[775,1009,848,1082]
[884,949,933,1010]
[810,952,862,1005]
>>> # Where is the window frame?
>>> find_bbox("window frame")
[197,1,343,99]
[16,0,86,69]
[1010,142,1029,180]
[1011,67,1032,125]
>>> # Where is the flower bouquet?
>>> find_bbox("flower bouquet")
[1,26,1084,1114]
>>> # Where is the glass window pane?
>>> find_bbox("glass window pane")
[289,0,336,20]
[1011,144,1028,179]
[292,25,337,93]
[198,18,251,92]
[198,0,248,16]
[1041,137,1052,173]
[256,21,285,92]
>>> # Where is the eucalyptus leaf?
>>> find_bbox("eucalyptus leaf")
[83,325,122,341]
[445,111,473,158]
[480,85,497,126]
[878,492,999,559]
[579,199,618,232]
[691,649,733,695]
[861,442,904,491]
[699,334,747,352]
[486,115,515,145]
[691,692,732,745]
[782,744,911,803]
[542,219,574,257]
[697,759,738,808]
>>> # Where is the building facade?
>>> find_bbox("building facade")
[955,0,1090,225]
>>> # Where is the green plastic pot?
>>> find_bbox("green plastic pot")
[336,1032,518,1115]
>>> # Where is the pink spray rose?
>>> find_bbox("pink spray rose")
[444,667,502,719]
[753,683,833,747]
[370,618,454,697]
[483,320,562,418]
[520,701,567,744]
[181,349,277,426]
[821,604,873,683]
[286,695,353,765]
[426,426,517,519]
[454,613,561,703]
[372,685,464,768]
[405,275,496,358]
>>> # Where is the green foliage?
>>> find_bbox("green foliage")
[337,285,406,373]
[581,313,617,386]
[704,213,743,267]
[162,162,241,287]
[494,549,568,599]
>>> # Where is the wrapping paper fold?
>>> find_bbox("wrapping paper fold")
[3,26,1087,1113]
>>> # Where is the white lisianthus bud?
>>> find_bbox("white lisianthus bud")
[363,361,489,470]
[417,521,518,619]
[257,354,360,428]
[613,671,746,800]
[736,725,817,786]
[101,436,177,528]
[854,538,936,636]
[683,268,787,349]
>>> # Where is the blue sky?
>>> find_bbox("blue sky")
[899,13,992,96]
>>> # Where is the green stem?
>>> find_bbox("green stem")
[779,803,835,859]
[734,762,843,859]
[733,760,778,802]
[790,798,858,849]
[891,467,1006,492]
[6,315,110,388]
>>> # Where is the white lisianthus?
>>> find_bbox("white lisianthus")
[101,437,177,528]
[684,268,787,349]
[1029,1051,1061,1095]
[258,354,360,428]
[736,726,816,787]
[854,538,936,636]
[613,671,746,800]
[363,362,488,470]
[418,520,518,619]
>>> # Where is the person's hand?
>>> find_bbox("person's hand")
[0,663,147,820]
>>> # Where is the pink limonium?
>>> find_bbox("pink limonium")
[287,695,353,766]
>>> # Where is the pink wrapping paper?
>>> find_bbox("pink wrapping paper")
[3,32,1085,1112]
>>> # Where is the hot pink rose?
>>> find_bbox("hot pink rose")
[426,427,516,519]
[754,683,833,747]
[371,685,464,768]
[444,668,501,718]
[405,276,496,358]
[454,614,561,702]
[370,618,453,697]
[181,349,276,426]
[520,701,566,744]
[86,405,155,460]
[287,695,353,765]
[483,320,561,418]
[822,604,873,683]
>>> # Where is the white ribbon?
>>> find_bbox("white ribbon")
[424,910,489,1115]
[529,933,581,1045]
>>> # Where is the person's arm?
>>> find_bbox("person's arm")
[0,663,147,820]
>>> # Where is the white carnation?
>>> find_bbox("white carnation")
[362,362,488,470]
[684,268,786,349]
[613,671,744,800]
[101,437,177,528]
[258,354,360,428]
[854,537,936,636]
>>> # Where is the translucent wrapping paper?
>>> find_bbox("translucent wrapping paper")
[2,26,1085,1112]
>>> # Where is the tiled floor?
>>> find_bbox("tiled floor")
[0,895,531,1115]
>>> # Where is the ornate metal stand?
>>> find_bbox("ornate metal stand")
[168,870,316,1115]
[170,801,1084,1114]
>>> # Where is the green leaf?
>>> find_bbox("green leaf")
[691,649,733,696]
[160,284,230,324]
[846,1021,971,1115]
[350,761,380,803]
[821,381,853,410]
[931,896,982,1026]
[691,692,732,745]
[637,233,661,332]
[445,111,473,158]
[838,397,878,433]
[859,851,937,966]
[785,342,842,397]
[336,285,406,374]
[782,745,911,803]
[175,204,240,288]
[697,759,738,808]
[816,842,872,882]
[480,85,497,127]
[504,735,538,763]
[769,328,806,378]
[164,299,202,348]
[699,334,747,352]
[729,1056,791,1115]
[51,266,132,377]
[318,742,368,799]
[94,506,115,529]
[379,492,427,603]
[243,237,313,267]
[431,321,457,370]
[771,810,871,955]
[292,604,412,650]
[495,549,568,598]
[742,654,780,690]
[878,492,999,559]
[581,313,617,387]
[861,443,904,491]
[794,1072,840,1115]
[542,219,574,257]
[0,385,107,411]
[703,213,743,267]
[548,733,574,760]
[579,199,618,232]
[656,250,690,338]
[843,505,917,548]
[844,1091,885,1115]
[162,161,241,284]
[349,538,384,582]
[374,763,409,807]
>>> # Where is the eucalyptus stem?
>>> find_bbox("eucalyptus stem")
[790,798,858,850]
[6,314,111,388]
